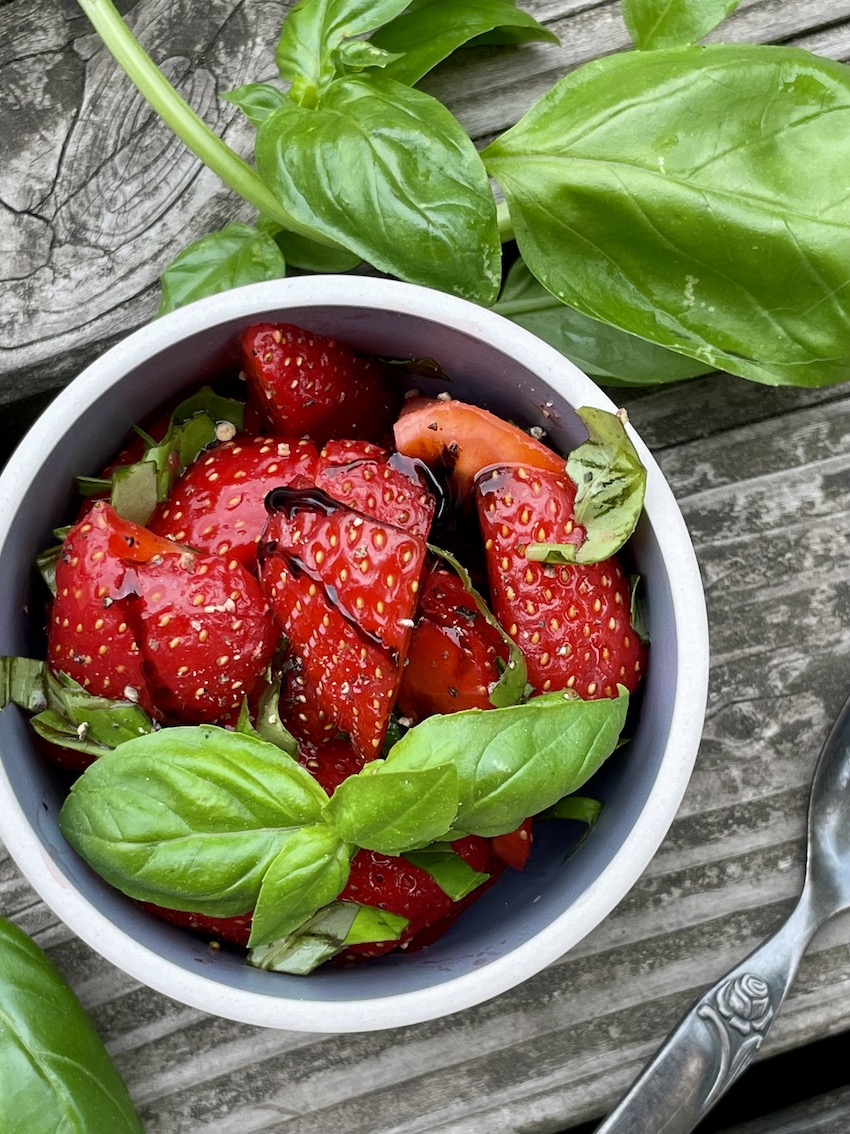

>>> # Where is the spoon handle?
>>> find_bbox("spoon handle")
[594,895,816,1134]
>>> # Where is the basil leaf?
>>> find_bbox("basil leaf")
[0,656,48,713]
[249,903,357,973]
[371,0,557,88]
[382,689,628,837]
[109,460,159,525]
[427,545,527,707]
[0,917,144,1134]
[494,257,711,384]
[631,575,650,645]
[223,81,289,125]
[276,0,411,103]
[158,221,287,315]
[247,901,407,973]
[248,825,352,946]
[255,75,501,304]
[1,663,155,756]
[60,726,327,916]
[403,846,489,900]
[252,677,300,756]
[623,0,740,50]
[324,763,460,854]
[484,45,850,388]
[526,407,646,564]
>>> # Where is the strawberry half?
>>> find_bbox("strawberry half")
[396,565,509,721]
[476,464,647,698]
[258,481,428,758]
[149,434,318,569]
[240,323,400,445]
[48,501,278,723]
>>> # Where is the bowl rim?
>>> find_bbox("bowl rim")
[0,275,709,1031]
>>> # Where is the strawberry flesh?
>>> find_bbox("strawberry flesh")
[394,396,565,505]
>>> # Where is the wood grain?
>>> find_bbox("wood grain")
[3,2,850,1132]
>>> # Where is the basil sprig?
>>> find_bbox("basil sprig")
[0,917,144,1134]
[59,692,628,952]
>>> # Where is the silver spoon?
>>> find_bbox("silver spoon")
[595,690,850,1134]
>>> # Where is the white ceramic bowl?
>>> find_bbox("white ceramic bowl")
[0,276,708,1031]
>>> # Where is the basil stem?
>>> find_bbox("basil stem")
[74,0,328,242]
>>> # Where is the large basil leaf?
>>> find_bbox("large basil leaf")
[494,257,711,384]
[248,825,353,946]
[381,689,628,837]
[623,0,740,50]
[324,763,460,854]
[371,0,557,88]
[526,407,646,564]
[276,0,411,102]
[59,727,327,916]
[484,45,850,388]
[158,222,287,315]
[255,75,500,304]
[0,917,144,1134]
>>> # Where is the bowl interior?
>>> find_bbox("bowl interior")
[0,278,706,1030]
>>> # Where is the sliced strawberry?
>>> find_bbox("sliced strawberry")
[140,903,252,948]
[396,566,509,722]
[135,552,278,723]
[393,396,565,505]
[476,464,647,698]
[258,482,428,759]
[48,501,278,724]
[149,434,318,568]
[240,323,400,445]
[315,439,438,539]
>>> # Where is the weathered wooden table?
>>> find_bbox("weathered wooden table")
[3,2,850,1132]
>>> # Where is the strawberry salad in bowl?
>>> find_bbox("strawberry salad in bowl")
[0,277,707,1030]
[2,317,647,973]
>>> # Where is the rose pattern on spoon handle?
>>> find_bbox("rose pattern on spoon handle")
[696,973,774,1109]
